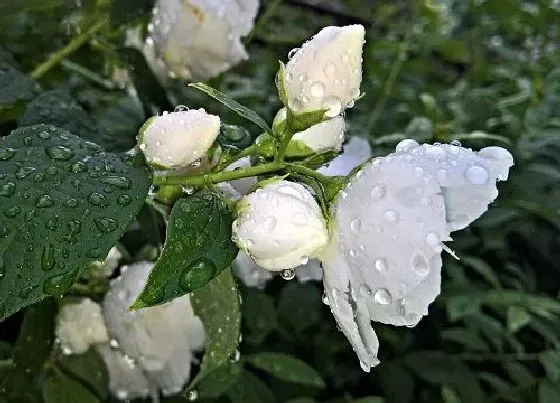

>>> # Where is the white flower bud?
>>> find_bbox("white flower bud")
[232,181,328,271]
[103,262,205,397]
[139,109,220,169]
[150,0,259,80]
[320,140,513,371]
[55,298,109,355]
[282,25,365,116]
[88,246,123,278]
[273,108,345,155]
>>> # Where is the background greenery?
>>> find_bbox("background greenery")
[1,0,559,402]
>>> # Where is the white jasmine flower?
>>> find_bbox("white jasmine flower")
[226,157,258,195]
[320,140,513,371]
[150,0,259,80]
[232,181,328,271]
[88,246,123,278]
[138,109,220,169]
[102,261,205,398]
[282,25,365,116]
[318,136,372,176]
[55,298,109,355]
[273,108,345,155]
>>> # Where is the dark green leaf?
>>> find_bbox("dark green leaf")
[0,61,37,122]
[227,369,275,403]
[246,352,325,388]
[187,269,241,395]
[404,351,483,402]
[110,0,154,28]
[0,125,151,320]
[43,369,99,403]
[192,361,241,400]
[189,83,273,134]
[132,191,238,308]
[277,283,322,334]
[379,362,415,403]
[120,47,172,116]
[57,349,108,400]
[507,306,532,333]
[243,290,278,344]
[540,351,560,382]
[538,380,560,403]
[441,386,462,403]
[1,300,56,401]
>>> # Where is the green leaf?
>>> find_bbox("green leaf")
[189,82,273,135]
[404,351,483,402]
[277,283,323,335]
[57,349,108,400]
[192,361,242,400]
[1,300,56,401]
[131,191,238,308]
[43,369,99,403]
[120,47,172,116]
[227,369,275,403]
[460,256,502,289]
[110,0,154,28]
[379,362,415,403]
[243,290,278,344]
[441,385,462,403]
[540,351,560,382]
[246,352,325,388]
[287,108,326,133]
[187,268,241,395]
[507,306,532,333]
[0,125,151,320]
[538,379,560,403]
[0,60,38,122]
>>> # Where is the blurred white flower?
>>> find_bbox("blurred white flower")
[101,261,205,399]
[233,180,328,271]
[320,140,514,371]
[225,156,258,196]
[282,25,365,116]
[138,109,220,169]
[273,108,345,155]
[55,298,109,355]
[318,136,371,176]
[88,246,123,278]
[148,0,259,81]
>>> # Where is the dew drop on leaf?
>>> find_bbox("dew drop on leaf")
[94,217,119,233]
[45,145,74,161]
[179,258,217,292]
[41,244,55,271]
[88,192,108,207]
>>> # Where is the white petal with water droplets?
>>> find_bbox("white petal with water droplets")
[56,298,110,355]
[103,261,205,396]
[393,139,514,231]
[140,109,220,169]
[232,181,328,271]
[283,25,365,115]
[318,136,372,176]
[150,0,259,80]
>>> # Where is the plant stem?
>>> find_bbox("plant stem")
[286,164,331,185]
[153,162,285,187]
[216,143,262,171]
[31,18,108,80]
[367,20,414,133]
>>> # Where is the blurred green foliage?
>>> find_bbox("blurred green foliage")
[0,0,559,402]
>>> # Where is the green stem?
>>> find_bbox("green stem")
[60,59,119,90]
[153,162,284,187]
[286,164,332,185]
[216,143,263,171]
[31,18,108,80]
[367,19,414,132]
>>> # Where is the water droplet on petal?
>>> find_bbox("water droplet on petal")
[370,185,386,200]
[396,139,419,153]
[359,284,372,297]
[384,210,399,222]
[412,251,429,276]
[310,81,325,98]
[375,258,388,272]
[350,218,362,233]
[374,288,392,305]
[465,165,489,184]
[426,232,441,251]
[281,269,295,280]
[264,217,277,232]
